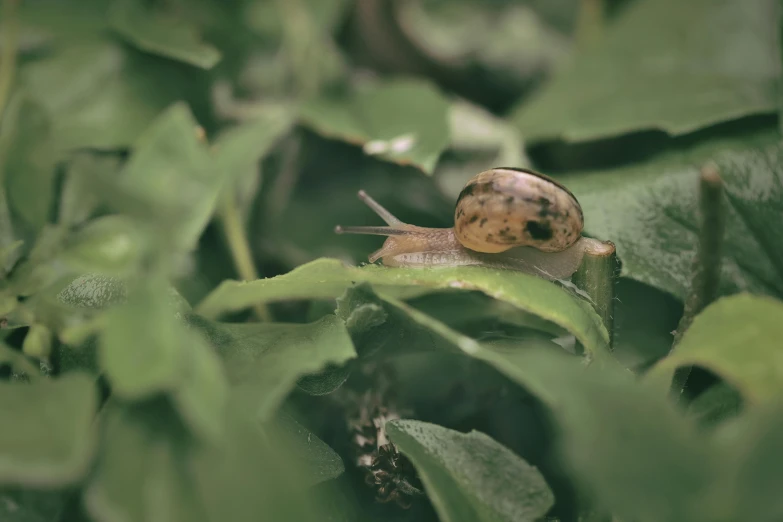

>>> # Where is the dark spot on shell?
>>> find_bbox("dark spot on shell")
[459,183,477,198]
[457,182,494,204]
[480,218,488,227]
[469,215,479,224]
[537,197,552,218]
[526,221,553,241]
[503,219,508,223]
[506,196,514,204]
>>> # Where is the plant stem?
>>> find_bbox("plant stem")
[669,163,725,399]
[0,0,19,122]
[572,239,618,349]
[219,190,272,322]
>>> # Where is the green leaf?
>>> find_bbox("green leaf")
[18,41,185,151]
[57,273,127,310]
[296,363,353,396]
[397,0,570,87]
[189,313,356,420]
[610,279,682,370]
[83,402,209,522]
[109,0,221,69]
[100,281,227,441]
[723,403,783,521]
[387,420,554,522]
[503,349,718,522]
[99,282,183,399]
[561,131,783,300]
[2,96,57,233]
[169,324,229,443]
[0,373,98,486]
[58,153,121,228]
[212,110,295,183]
[60,216,147,277]
[196,258,609,357]
[98,103,223,252]
[646,293,783,406]
[85,399,334,522]
[512,0,780,142]
[298,79,451,174]
[277,414,345,487]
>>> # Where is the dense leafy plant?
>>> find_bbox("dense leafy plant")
[0,0,781,521]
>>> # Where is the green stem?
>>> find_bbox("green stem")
[219,190,272,322]
[669,163,726,399]
[572,239,618,348]
[0,0,19,122]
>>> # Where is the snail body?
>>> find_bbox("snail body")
[335,167,601,280]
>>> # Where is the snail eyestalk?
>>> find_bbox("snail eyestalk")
[334,191,413,237]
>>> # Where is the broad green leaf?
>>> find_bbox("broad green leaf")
[298,79,451,174]
[212,109,295,224]
[99,282,183,399]
[610,279,681,370]
[100,281,227,441]
[212,110,295,183]
[188,313,356,420]
[98,103,222,252]
[296,363,353,396]
[85,400,332,522]
[0,373,98,486]
[277,414,345,487]
[504,349,718,522]
[60,216,147,277]
[188,399,333,522]
[721,402,783,521]
[2,96,57,233]
[196,258,609,356]
[561,131,783,300]
[18,41,187,151]
[83,402,209,522]
[57,274,126,310]
[58,152,122,228]
[109,0,221,69]
[342,285,607,408]
[397,0,570,86]
[169,323,229,443]
[387,420,554,522]
[646,294,783,406]
[512,0,780,142]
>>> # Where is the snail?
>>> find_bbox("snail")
[335,167,607,280]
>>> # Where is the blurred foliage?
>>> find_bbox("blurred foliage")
[0,0,781,521]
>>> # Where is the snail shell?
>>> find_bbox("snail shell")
[454,168,584,254]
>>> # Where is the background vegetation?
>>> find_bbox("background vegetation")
[0,0,781,521]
